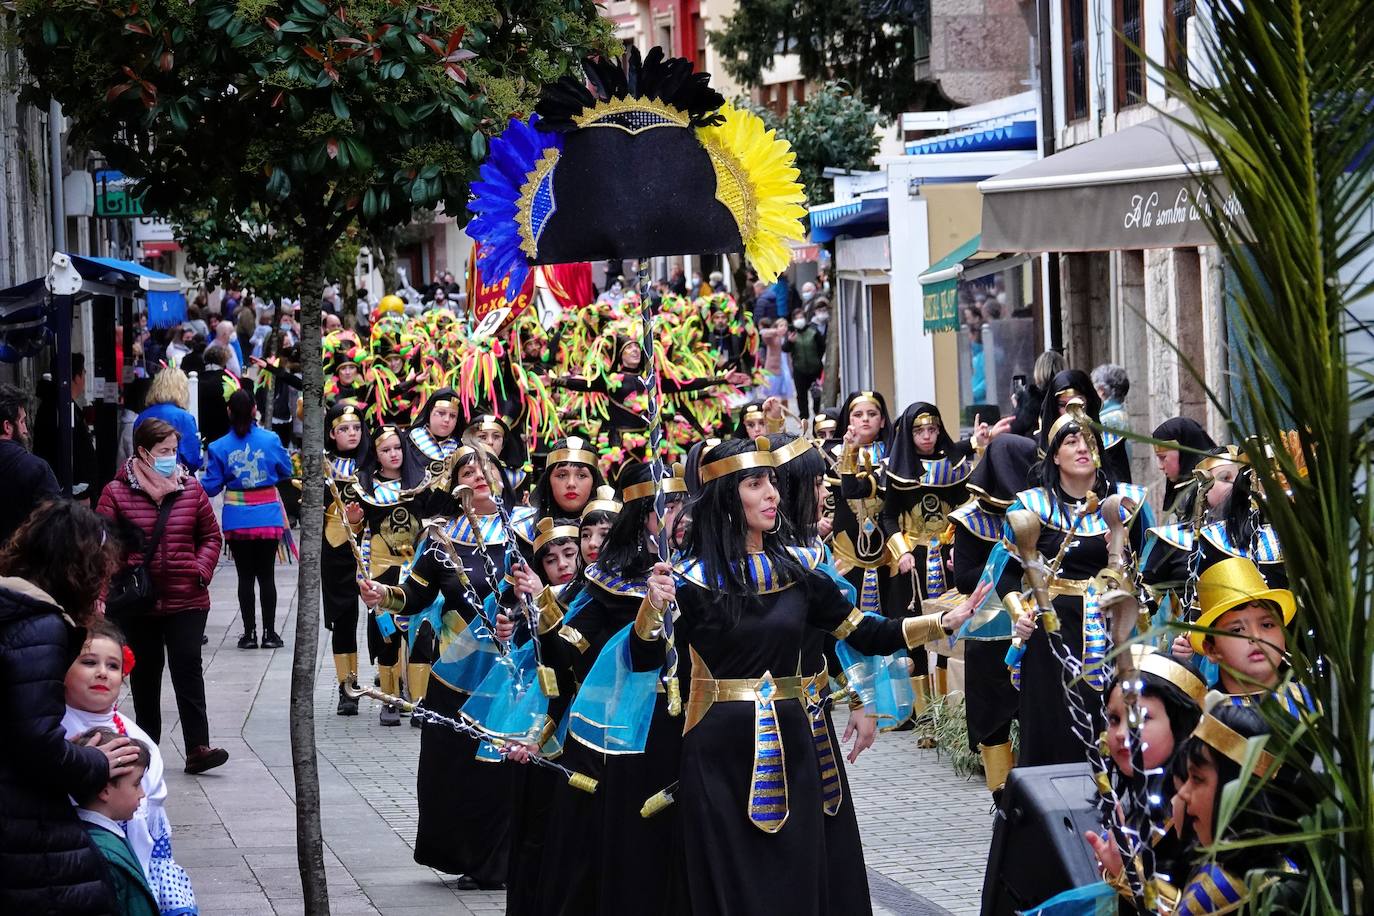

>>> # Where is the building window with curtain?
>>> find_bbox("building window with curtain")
[1063,0,1090,121]
[1166,0,1195,88]
[1115,0,1145,108]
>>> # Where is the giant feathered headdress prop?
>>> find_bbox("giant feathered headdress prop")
[466,47,807,298]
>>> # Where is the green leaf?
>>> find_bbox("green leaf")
[298,0,328,17]
[41,18,59,46]
[469,131,487,161]
[230,29,262,49]
[330,92,350,120]
[345,137,373,171]
[264,168,291,199]
[362,187,378,221]
[168,103,189,133]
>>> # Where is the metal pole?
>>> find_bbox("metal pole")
[48,99,65,253]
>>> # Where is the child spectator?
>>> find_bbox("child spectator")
[72,728,159,916]
[64,620,198,915]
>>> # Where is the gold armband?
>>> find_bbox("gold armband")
[558,624,590,653]
[634,595,666,641]
[766,415,785,433]
[535,587,564,635]
[901,613,947,650]
[847,693,865,712]
[838,443,859,475]
[886,532,915,560]
[831,608,864,640]
[380,585,407,613]
[407,569,429,588]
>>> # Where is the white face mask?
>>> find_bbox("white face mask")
[996,291,1008,306]
[814,311,830,323]
[793,318,807,330]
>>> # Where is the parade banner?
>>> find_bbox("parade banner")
[467,240,536,331]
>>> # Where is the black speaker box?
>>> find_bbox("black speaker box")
[980,762,1104,915]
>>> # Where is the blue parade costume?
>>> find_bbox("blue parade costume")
[376,506,517,884]
[1005,482,1153,767]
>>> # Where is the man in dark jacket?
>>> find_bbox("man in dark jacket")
[0,382,60,545]
[35,354,99,503]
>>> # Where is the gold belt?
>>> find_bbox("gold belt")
[1049,578,1092,598]
[684,671,810,733]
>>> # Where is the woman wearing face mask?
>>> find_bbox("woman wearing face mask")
[97,417,227,775]
[621,437,983,916]
[1007,405,1153,767]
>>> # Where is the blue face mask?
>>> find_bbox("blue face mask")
[153,455,178,477]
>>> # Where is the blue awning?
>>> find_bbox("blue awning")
[0,253,185,329]
[905,119,1037,156]
[809,196,888,244]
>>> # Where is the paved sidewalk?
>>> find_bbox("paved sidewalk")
[135,559,992,915]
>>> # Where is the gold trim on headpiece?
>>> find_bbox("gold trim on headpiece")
[700,437,776,484]
[1194,699,1280,778]
[741,407,766,423]
[1046,398,1089,446]
[517,147,562,258]
[772,435,817,468]
[465,414,510,435]
[571,96,691,134]
[1197,445,1248,474]
[331,404,361,431]
[373,426,402,448]
[581,485,623,519]
[548,436,599,468]
[1056,386,1083,401]
[813,416,838,437]
[429,398,457,412]
[912,412,940,430]
[1129,646,1207,707]
[534,517,582,554]
[850,392,881,412]
[623,464,688,502]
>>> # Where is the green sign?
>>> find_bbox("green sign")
[94,169,145,218]
[922,285,961,332]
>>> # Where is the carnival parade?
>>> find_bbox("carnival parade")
[0,1,1366,914]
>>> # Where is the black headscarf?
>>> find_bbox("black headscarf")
[967,434,1038,508]
[1036,369,1102,454]
[1152,416,1217,515]
[835,390,892,443]
[325,399,371,460]
[732,400,767,439]
[357,424,427,493]
[411,386,461,436]
[886,401,959,482]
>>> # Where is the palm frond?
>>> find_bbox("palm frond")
[1149,0,1374,907]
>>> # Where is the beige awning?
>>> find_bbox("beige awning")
[978,115,1232,252]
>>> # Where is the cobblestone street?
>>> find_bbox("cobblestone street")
[143,562,991,914]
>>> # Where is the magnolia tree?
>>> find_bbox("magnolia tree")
[8,1,614,909]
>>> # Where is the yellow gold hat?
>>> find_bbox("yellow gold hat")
[1191,557,1296,653]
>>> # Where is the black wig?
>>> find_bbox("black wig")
[768,432,827,546]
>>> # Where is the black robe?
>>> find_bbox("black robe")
[629,562,914,916]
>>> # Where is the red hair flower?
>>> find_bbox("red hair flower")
[122,645,136,676]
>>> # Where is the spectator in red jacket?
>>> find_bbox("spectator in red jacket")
[97,417,227,775]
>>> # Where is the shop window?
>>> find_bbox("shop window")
[955,263,1039,426]
[1063,0,1090,121]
